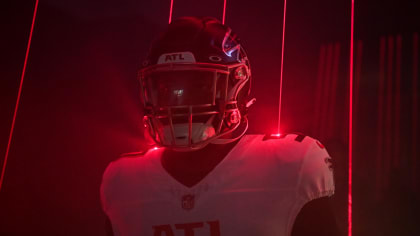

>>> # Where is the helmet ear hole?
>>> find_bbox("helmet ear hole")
[234,66,248,80]
[209,56,223,62]
[228,110,241,124]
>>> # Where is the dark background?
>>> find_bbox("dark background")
[0,0,418,235]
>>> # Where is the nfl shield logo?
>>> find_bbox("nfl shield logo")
[181,194,195,210]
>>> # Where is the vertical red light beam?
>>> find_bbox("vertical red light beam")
[327,43,341,138]
[0,0,39,192]
[353,40,363,140]
[385,35,394,188]
[168,0,174,24]
[348,0,354,235]
[314,45,327,135]
[394,35,402,168]
[222,0,227,24]
[320,44,334,138]
[354,40,363,126]
[412,33,418,188]
[277,0,287,134]
[377,37,386,196]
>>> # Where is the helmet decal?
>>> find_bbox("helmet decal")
[209,56,223,62]
[222,28,241,62]
[157,52,196,64]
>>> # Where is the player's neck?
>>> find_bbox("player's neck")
[161,140,240,188]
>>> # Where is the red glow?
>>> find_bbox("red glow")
[272,133,281,137]
[394,35,402,168]
[314,45,326,135]
[376,36,386,196]
[277,0,287,134]
[320,44,334,138]
[222,0,227,25]
[354,40,363,124]
[153,147,159,150]
[327,43,341,137]
[412,33,418,188]
[168,0,174,24]
[0,0,39,192]
[316,141,325,149]
[384,35,394,188]
[348,0,354,235]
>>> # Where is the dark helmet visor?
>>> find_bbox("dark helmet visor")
[143,70,228,107]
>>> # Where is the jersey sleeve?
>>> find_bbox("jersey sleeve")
[100,160,123,236]
[100,152,146,214]
[100,160,121,215]
[296,138,335,203]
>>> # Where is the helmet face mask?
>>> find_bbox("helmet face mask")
[139,17,252,151]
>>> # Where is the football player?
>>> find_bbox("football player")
[101,16,339,236]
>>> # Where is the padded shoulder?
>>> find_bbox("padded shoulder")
[101,159,123,213]
[262,133,307,142]
[119,150,147,158]
[101,148,156,213]
[297,138,335,203]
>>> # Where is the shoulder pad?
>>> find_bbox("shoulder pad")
[262,133,307,142]
[119,150,147,158]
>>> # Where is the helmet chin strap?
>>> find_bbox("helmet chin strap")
[211,98,255,145]
[210,117,249,145]
[169,117,247,152]
[208,97,254,145]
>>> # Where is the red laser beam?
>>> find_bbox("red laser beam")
[348,0,354,235]
[354,40,363,128]
[320,44,333,138]
[320,44,334,138]
[222,0,227,24]
[168,0,174,24]
[385,35,394,188]
[412,33,418,188]
[328,43,341,138]
[377,36,386,196]
[314,45,326,135]
[0,0,39,192]
[277,0,287,134]
[394,35,402,168]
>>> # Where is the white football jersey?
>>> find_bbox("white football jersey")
[101,134,334,236]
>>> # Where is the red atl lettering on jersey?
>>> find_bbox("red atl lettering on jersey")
[207,221,221,236]
[165,53,185,62]
[175,222,204,236]
[153,225,174,236]
[153,221,220,236]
